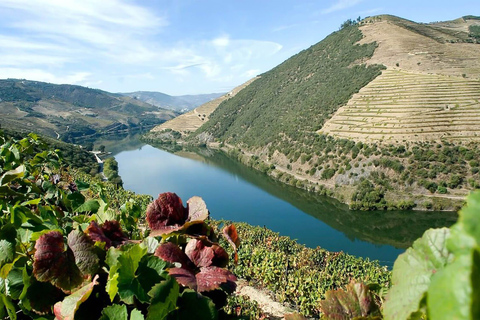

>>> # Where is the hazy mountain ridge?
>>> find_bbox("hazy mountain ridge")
[120,91,224,112]
[0,79,177,143]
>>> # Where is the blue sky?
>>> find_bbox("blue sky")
[0,0,477,95]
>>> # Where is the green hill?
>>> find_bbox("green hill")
[167,15,480,210]
[0,79,177,143]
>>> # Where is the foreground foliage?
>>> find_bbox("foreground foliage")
[383,190,480,319]
[0,134,238,319]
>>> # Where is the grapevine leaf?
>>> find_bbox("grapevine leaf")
[86,221,112,248]
[100,304,128,320]
[196,266,237,292]
[185,239,215,268]
[142,237,159,254]
[6,267,24,300]
[319,281,379,319]
[175,289,218,320]
[75,199,100,213]
[223,224,240,264]
[186,196,209,222]
[169,268,197,290]
[130,309,145,320]
[86,220,128,249]
[0,240,14,268]
[147,192,187,236]
[383,228,452,320]
[33,231,83,292]
[0,165,25,185]
[116,244,149,303]
[427,191,480,319]
[101,220,129,248]
[137,255,168,294]
[1,294,16,320]
[147,276,179,320]
[155,242,191,268]
[24,280,65,315]
[67,230,101,276]
[53,275,99,320]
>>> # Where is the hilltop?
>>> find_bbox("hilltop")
[0,79,177,143]
[146,77,258,139]
[120,91,224,112]
[149,15,480,210]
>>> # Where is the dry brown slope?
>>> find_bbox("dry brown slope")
[151,77,259,134]
[320,15,480,143]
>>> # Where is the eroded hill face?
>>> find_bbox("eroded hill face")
[321,16,480,143]
[150,77,259,135]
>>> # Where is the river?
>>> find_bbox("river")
[113,141,457,267]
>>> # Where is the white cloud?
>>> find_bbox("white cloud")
[212,35,230,48]
[0,68,91,85]
[321,0,363,14]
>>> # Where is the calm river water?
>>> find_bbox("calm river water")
[114,142,457,267]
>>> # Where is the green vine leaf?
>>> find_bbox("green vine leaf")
[67,230,101,276]
[383,228,452,320]
[427,191,480,319]
[53,275,99,320]
[0,240,14,269]
[175,289,218,320]
[147,276,179,320]
[100,304,128,320]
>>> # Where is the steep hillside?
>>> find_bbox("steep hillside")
[120,91,224,112]
[150,15,480,210]
[0,79,177,143]
[146,77,258,138]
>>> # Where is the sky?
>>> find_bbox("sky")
[0,0,478,95]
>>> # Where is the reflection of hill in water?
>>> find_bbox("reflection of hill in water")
[96,134,146,156]
[169,146,457,249]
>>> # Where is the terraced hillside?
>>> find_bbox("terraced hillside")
[320,69,480,142]
[150,77,259,135]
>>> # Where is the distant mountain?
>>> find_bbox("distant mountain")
[120,91,224,113]
[0,79,177,143]
[149,15,480,210]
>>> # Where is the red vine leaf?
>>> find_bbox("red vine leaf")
[147,193,210,237]
[147,193,186,236]
[169,267,197,290]
[156,239,235,292]
[196,266,237,292]
[85,220,128,248]
[86,221,111,248]
[101,220,129,247]
[154,242,191,268]
[33,231,83,293]
[185,239,215,268]
[223,224,240,265]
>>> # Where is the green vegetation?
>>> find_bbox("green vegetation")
[469,25,480,42]
[3,131,480,319]
[103,157,123,187]
[212,221,390,317]
[0,128,98,175]
[0,79,176,144]
[195,26,384,150]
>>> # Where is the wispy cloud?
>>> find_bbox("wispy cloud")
[321,0,363,14]
[0,1,284,93]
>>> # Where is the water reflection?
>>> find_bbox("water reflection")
[113,141,458,266]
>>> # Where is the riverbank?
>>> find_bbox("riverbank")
[143,131,466,211]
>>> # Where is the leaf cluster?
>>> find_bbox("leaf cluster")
[0,134,238,319]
